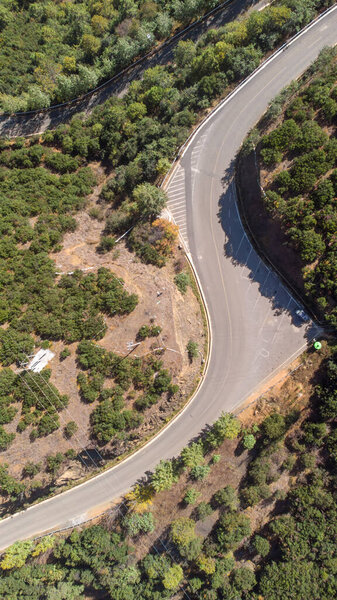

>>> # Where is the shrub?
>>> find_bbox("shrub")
[186,340,198,362]
[60,347,71,360]
[196,501,213,520]
[190,464,210,481]
[213,485,239,511]
[184,488,201,505]
[64,421,78,439]
[253,534,270,557]
[97,236,116,254]
[174,272,190,294]
[22,462,41,478]
[122,512,155,537]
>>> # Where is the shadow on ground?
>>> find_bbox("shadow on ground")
[218,165,316,341]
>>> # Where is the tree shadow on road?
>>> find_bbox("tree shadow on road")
[217,161,317,341]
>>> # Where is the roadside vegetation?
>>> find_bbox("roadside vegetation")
[0,343,336,600]
[243,48,337,326]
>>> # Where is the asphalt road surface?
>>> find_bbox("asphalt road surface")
[0,7,336,550]
[0,0,264,138]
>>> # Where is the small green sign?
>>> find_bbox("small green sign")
[314,341,322,351]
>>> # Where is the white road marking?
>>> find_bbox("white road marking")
[168,191,185,199]
[168,200,185,208]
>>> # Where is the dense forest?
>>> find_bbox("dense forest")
[0,345,336,600]
[0,0,233,113]
[257,51,337,325]
[0,0,332,112]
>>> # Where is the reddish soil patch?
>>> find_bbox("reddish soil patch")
[239,341,329,427]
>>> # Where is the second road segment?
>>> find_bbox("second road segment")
[0,5,336,551]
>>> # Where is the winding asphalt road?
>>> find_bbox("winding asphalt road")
[0,7,336,551]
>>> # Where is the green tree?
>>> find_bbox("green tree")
[1,541,33,570]
[206,413,241,448]
[216,511,251,551]
[0,426,15,450]
[260,412,286,443]
[132,183,167,220]
[31,536,56,557]
[46,581,84,600]
[253,534,270,557]
[243,433,256,449]
[191,464,210,480]
[196,501,213,520]
[151,459,176,492]
[171,517,196,549]
[46,452,65,476]
[213,485,239,511]
[0,464,25,499]
[180,442,204,469]
[231,567,256,593]
[259,560,320,600]
[197,553,216,575]
[81,33,101,58]
[174,40,196,68]
[162,564,183,590]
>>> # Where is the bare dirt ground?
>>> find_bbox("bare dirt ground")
[0,164,206,492]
